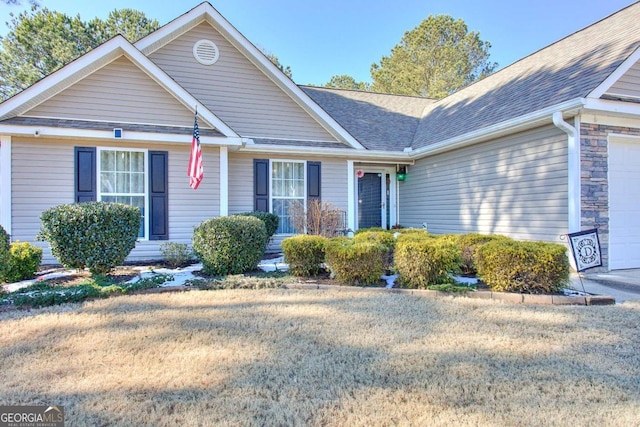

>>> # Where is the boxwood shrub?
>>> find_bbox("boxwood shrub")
[193,215,268,276]
[395,228,432,243]
[324,237,387,286]
[282,235,327,276]
[237,211,279,238]
[38,202,140,275]
[476,240,570,294]
[353,229,397,270]
[395,238,461,288]
[439,233,513,275]
[2,241,43,283]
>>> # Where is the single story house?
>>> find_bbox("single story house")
[1,2,639,271]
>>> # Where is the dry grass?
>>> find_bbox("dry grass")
[1,289,639,426]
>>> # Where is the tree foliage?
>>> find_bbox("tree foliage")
[370,14,497,98]
[0,6,159,100]
[262,50,293,79]
[324,74,371,91]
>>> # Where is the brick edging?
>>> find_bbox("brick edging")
[284,283,616,306]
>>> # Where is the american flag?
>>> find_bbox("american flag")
[188,110,203,189]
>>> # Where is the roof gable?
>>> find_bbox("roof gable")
[411,2,640,150]
[0,35,237,137]
[135,2,365,150]
[25,56,198,127]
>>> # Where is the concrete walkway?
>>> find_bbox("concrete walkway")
[572,269,640,303]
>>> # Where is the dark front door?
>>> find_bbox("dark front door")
[358,173,382,229]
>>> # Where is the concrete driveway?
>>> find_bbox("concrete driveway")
[576,269,640,303]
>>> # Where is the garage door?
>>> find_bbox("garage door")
[609,138,640,270]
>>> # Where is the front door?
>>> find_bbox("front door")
[358,172,383,229]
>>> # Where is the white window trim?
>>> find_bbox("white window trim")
[97,147,149,241]
[269,159,307,236]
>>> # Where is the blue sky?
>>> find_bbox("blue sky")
[1,0,637,86]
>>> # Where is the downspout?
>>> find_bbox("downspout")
[552,112,581,233]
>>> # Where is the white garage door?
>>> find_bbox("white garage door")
[609,138,640,270]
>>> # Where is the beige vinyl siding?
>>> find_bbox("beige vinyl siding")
[11,138,221,264]
[228,153,349,250]
[26,57,196,127]
[149,23,338,141]
[605,60,640,100]
[399,125,568,242]
[11,138,74,262]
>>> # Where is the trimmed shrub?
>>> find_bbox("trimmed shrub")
[38,202,140,275]
[238,211,279,238]
[440,233,513,275]
[2,241,43,283]
[395,238,461,288]
[324,237,387,286]
[282,235,328,276]
[476,240,570,294]
[353,230,397,270]
[395,228,433,244]
[160,242,193,268]
[193,215,268,276]
[354,227,386,235]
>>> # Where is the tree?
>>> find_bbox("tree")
[90,9,159,45]
[370,14,497,98]
[262,50,293,79]
[0,6,159,100]
[324,74,371,91]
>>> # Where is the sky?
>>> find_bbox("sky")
[1,0,637,86]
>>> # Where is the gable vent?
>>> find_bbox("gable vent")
[193,39,219,65]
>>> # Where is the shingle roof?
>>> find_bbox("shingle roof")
[411,1,640,149]
[301,86,435,151]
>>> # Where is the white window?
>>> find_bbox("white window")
[98,148,147,238]
[271,160,305,234]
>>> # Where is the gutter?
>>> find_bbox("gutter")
[552,111,581,234]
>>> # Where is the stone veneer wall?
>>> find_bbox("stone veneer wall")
[580,123,640,271]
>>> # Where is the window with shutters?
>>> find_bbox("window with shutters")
[271,160,305,234]
[98,148,147,238]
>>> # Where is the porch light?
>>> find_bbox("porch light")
[397,166,407,181]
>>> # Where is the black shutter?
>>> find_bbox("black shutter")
[254,159,269,212]
[74,147,96,203]
[149,151,169,240]
[307,161,321,201]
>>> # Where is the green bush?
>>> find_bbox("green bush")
[1,241,43,283]
[353,230,397,270]
[395,228,432,243]
[193,215,268,276]
[238,211,279,238]
[354,227,386,235]
[439,233,512,275]
[38,202,140,275]
[160,242,193,268]
[324,237,386,286]
[395,238,461,288]
[282,235,327,276]
[476,240,570,294]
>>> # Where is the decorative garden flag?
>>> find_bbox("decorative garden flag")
[188,109,203,189]
[568,229,603,271]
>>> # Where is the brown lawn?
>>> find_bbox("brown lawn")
[1,288,639,426]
